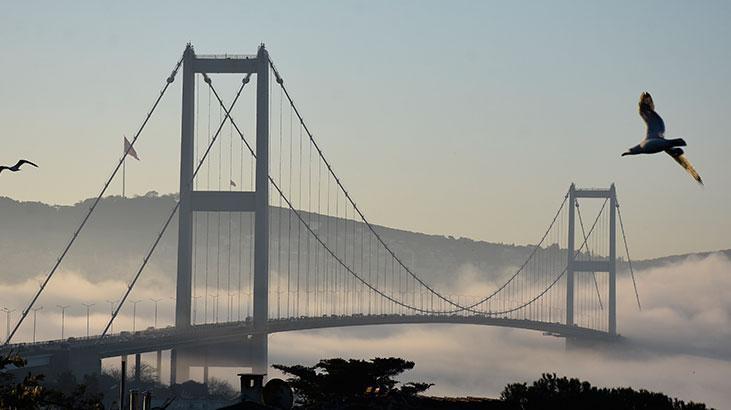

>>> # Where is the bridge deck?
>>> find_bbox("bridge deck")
[2,314,615,359]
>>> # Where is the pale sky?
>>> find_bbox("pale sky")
[1,1,730,259]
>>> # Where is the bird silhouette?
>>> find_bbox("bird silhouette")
[0,159,38,174]
[622,92,703,185]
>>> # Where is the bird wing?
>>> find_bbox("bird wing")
[667,151,703,185]
[639,92,665,139]
[16,159,38,168]
[0,166,7,173]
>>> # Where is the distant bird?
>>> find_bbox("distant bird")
[622,92,703,185]
[0,159,38,174]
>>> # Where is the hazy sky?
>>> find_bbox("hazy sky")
[1,1,730,258]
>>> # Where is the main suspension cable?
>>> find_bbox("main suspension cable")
[4,50,185,345]
[207,82,442,314]
[472,197,608,316]
[267,57,574,313]
[209,80,602,316]
[616,200,641,310]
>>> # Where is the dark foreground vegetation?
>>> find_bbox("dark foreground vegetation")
[0,354,104,409]
[0,353,714,409]
[275,357,713,410]
[0,352,234,409]
[499,373,710,410]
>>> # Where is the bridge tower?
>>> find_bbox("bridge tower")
[565,183,617,337]
[173,44,270,382]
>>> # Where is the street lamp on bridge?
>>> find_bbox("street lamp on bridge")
[56,305,70,339]
[150,298,162,328]
[1,307,16,342]
[32,306,43,343]
[130,300,142,332]
[81,303,95,337]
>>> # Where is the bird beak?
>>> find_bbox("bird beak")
[621,152,628,157]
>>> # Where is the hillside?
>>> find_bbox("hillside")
[0,194,725,288]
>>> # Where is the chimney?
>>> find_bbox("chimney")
[238,373,266,404]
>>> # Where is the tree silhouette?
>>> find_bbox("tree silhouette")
[501,373,711,410]
[0,353,46,409]
[274,357,432,408]
[0,352,105,409]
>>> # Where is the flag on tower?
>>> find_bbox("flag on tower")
[124,136,140,161]
[230,180,237,187]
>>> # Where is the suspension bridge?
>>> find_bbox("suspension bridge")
[0,44,639,385]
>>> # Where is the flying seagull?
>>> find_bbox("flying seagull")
[622,92,703,185]
[0,159,38,174]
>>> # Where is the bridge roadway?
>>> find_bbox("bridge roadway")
[3,314,615,361]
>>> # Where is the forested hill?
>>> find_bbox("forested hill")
[0,194,726,287]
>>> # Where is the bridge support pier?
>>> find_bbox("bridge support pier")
[170,348,192,384]
[134,353,141,386]
[53,350,101,381]
[169,336,264,384]
[251,334,268,374]
[156,350,162,383]
[169,349,176,385]
[203,362,209,393]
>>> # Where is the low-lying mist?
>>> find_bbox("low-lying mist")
[2,253,729,408]
[268,253,731,408]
